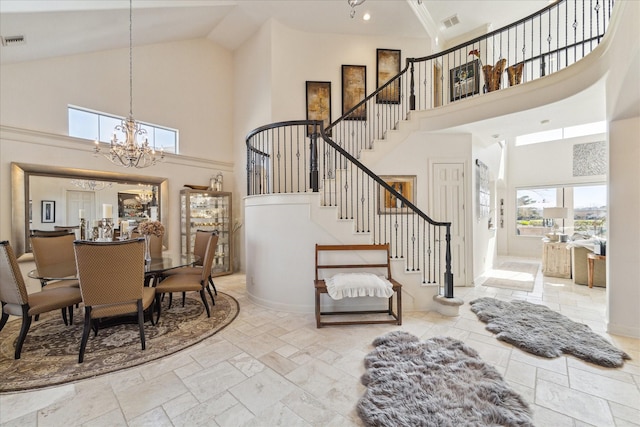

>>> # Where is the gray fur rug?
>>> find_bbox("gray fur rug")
[470,297,630,367]
[357,331,533,427]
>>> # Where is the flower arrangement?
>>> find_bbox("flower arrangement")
[137,220,165,237]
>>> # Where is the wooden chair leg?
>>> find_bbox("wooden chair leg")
[206,285,215,306]
[200,289,211,317]
[137,300,146,351]
[0,310,8,333]
[208,276,217,295]
[15,306,32,359]
[182,292,186,307]
[154,294,162,324]
[79,307,92,363]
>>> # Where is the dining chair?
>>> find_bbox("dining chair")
[0,240,82,359]
[29,229,75,237]
[131,231,163,257]
[162,230,218,305]
[30,233,80,290]
[154,233,217,322]
[73,238,155,363]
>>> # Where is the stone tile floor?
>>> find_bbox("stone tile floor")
[1,261,638,426]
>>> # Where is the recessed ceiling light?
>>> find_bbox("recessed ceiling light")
[363,12,371,21]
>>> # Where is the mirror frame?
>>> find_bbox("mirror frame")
[11,162,169,259]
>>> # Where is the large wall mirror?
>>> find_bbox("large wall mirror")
[11,163,169,259]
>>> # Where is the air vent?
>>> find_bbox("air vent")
[442,14,460,29]
[1,35,26,47]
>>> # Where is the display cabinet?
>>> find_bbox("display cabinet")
[180,189,232,277]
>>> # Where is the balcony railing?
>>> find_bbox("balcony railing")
[246,0,614,298]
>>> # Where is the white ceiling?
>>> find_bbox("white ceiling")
[0,0,552,64]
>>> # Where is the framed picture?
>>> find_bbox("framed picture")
[450,59,480,102]
[376,48,401,104]
[41,200,55,223]
[378,175,417,214]
[341,65,367,120]
[305,81,332,137]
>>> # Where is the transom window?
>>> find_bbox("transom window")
[68,105,178,154]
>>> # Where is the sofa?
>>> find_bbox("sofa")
[571,245,606,287]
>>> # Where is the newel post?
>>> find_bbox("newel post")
[310,131,319,192]
[444,223,454,297]
[409,61,416,111]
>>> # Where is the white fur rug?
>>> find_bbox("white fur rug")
[357,331,533,427]
[470,297,630,367]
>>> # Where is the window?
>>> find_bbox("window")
[68,106,178,154]
[515,121,606,146]
[516,184,606,238]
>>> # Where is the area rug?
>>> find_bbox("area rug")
[470,297,630,367]
[0,292,239,393]
[480,262,539,292]
[357,331,533,427]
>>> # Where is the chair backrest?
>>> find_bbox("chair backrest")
[30,229,74,237]
[193,230,216,266]
[201,233,219,282]
[31,233,77,278]
[0,241,28,306]
[130,232,163,257]
[74,239,145,306]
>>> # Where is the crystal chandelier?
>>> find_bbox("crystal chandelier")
[347,0,366,18]
[70,179,113,191]
[94,0,164,169]
[136,190,153,204]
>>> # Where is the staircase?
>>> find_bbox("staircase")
[244,0,613,315]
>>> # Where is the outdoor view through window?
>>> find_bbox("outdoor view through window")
[516,185,606,237]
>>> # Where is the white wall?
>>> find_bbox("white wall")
[607,117,640,337]
[505,133,606,257]
[0,38,234,162]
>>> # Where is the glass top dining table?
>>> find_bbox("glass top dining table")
[28,253,200,285]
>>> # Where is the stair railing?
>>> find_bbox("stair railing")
[247,120,454,296]
[246,0,615,298]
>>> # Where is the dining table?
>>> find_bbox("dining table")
[28,253,200,287]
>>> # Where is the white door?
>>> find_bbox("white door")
[67,190,95,225]
[432,162,466,286]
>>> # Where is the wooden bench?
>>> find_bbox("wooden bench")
[314,243,402,328]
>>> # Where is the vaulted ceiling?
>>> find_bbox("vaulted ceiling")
[0,1,551,64]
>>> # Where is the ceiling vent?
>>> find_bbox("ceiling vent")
[442,14,460,29]
[1,35,26,47]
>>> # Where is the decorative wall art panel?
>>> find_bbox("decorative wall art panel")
[342,65,367,120]
[573,141,606,176]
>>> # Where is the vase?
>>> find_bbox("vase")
[144,235,152,263]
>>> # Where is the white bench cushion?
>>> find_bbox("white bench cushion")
[324,273,394,300]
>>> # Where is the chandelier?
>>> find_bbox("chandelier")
[136,190,153,204]
[94,0,164,169]
[347,0,366,18]
[70,179,113,191]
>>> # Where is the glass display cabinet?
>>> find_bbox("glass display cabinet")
[180,189,232,277]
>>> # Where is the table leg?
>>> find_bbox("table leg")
[587,257,594,288]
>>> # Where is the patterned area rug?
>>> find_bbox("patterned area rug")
[0,292,239,393]
[481,262,539,291]
[470,297,630,367]
[357,331,533,426]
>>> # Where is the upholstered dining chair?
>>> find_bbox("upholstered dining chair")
[73,238,155,363]
[130,231,163,258]
[0,240,82,359]
[162,230,218,305]
[30,233,79,290]
[154,232,217,322]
